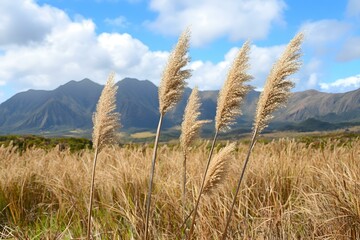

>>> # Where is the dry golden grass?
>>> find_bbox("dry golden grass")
[254,32,303,134]
[221,32,304,238]
[203,143,235,196]
[187,40,253,239]
[215,41,252,132]
[180,87,210,220]
[0,138,359,239]
[88,72,120,239]
[158,28,191,115]
[130,131,156,139]
[145,28,192,239]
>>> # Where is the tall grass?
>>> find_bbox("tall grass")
[180,87,209,220]
[187,40,252,239]
[0,138,359,238]
[88,72,120,239]
[221,32,304,239]
[145,28,191,239]
[2,31,358,240]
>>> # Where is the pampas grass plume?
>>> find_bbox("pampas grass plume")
[221,32,304,239]
[215,41,253,132]
[145,28,192,239]
[254,32,303,134]
[159,28,191,115]
[180,87,210,155]
[203,143,235,196]
[92,72,120,151]
[187,41,252,240]
[180,86,210,219]
[88,72,120,240]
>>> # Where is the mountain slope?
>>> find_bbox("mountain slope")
[116,78,159,128]
[0,79,102,131]
[0,78,359,135]
[275,88,360,122]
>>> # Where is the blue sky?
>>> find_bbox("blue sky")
[0,0,360,103]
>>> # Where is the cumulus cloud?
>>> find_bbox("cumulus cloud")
[292,58,323,91]
[0,91,4,103]
[147,0,286,46]
[300,20,350,54]
[337,37,360,61]
[0,0,68,46]
[3,0,358,105]
[0,21,169,92]
[104,16,129,28]
[0,0,292,102]
[98,33,169,84]
[188,44,285,90]
[306,73,319,89]
[347,0,360,17]
[0,0,172,96]
[320,75,360,92]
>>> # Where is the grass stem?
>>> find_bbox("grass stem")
[187,129,219,239]
[87,147,99,240]
[144,114,164,239]
[221,129,257,239]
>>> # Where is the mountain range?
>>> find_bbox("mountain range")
[0,78,359,136]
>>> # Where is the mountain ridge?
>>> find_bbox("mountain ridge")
[0,78,359,135]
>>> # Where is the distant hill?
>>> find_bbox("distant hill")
[275,89,360,122]
[0,78,359,135]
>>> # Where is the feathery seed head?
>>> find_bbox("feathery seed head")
[180,87,211,155]
[215,41,253,131]
[203,142,235,196]
[254,32,304,134]
[159,28,192,115]
[92,72,120,151]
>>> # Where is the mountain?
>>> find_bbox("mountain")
[0,78,359,135]
[274,89,360,123]
[0,79,102,132]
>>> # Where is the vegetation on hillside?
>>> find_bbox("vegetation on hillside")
[0,135,92,153]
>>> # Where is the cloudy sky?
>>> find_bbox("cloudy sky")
[0,0,360,103]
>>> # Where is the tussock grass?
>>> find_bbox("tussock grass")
[2,31,358,240]
[187,40,253,239]
[88,72,120,239]
[145,28,191,239]
[0,139,359,239]
[222,32,304,238]
[180,87,210,220]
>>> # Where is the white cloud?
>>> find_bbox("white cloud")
[0,20,104,88]
[3,0,358,104]
[294,58,323,91]
[104,16,129,28]
[320,75,360,92]
[337,37,360,61]
[0,0,69,46]
[147,0,286,46]
[0,0,291,100]
[0,91,4,103]
[188,44,285,90]
[300,20,350,54]
[0,22,169,92]
[0,0,170,94]
[306,73,319,89]
[98,33,169,84]
[347,0,360,17]
[249,44,284,86]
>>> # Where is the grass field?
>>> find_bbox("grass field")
[0,136,359,239]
